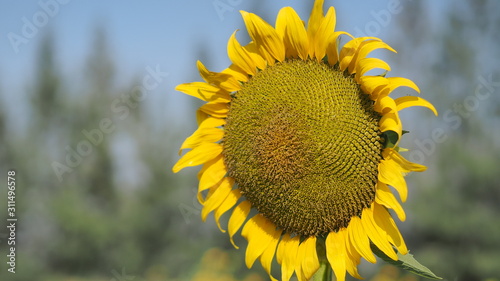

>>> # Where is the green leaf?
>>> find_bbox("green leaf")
[371,244,442,280]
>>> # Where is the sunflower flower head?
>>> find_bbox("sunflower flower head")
[173,1,438,280]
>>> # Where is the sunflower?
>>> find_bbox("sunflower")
[173,1,437,280]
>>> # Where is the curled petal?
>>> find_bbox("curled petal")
[355,57,391,82]
[197,60,241,92]
[348,40,396,74]
[339,37,378,71]
[383,148,427,172]
[175,82,230,102]
[374,95,397,115]
[376,182,406,221]
[228,30,259,76]
[395,96,438,116]
[326,31,353,66]
[379,112,402,139]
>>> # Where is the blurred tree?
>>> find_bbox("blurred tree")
[0,24,264,281]
[30,30,62,131]
[391,1,500,280]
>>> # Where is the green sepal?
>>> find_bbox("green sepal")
[382,130,399,148]
[378,70,389,77]
[371,244,442,280]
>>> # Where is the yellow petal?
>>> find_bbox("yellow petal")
[355,57,391,82]
[307,0,325,58]
[200,182,219,205]
[375,181,406,221]
[386,77,420,94]
[222,64,249,83]
[214,187,240,232]
[344,234,363,279]
[326,31,353,66]
[275,7,309,60]
[228,30,259,76]
[228,200,251,249]
[172,142,222,173]
[295,241,308,281]
[240,11,285,65]
[361,206,398,261]
[175,82,230,102]
[374,95,397,115]
[281,235,300,281]
[348,216,377,264]
[242,214,279,268]
[373,203,408,255]
[325,229,347,281]
[339,37,378,71]
[198,155,226,193]
[196,108,209,125]
[313,6,336,61]
[199,102,229,118]
[243,41,267,70]
[258,227,282,280]
[179,127,224,153]
[383,148,426,172]
[348,40,395,74]
[395,96,438,116]
[379,112,402,138]
[378,155,408,202]
[197,60,241,92]
[299,236,320,280]
[196,158,220,204]
[201,177,233,221]
[359,76,389,98]
[198,116,226,129]
[363,76,420,103]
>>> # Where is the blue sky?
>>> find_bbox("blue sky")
[0,0,448,132]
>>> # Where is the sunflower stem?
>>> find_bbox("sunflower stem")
[312,260,333,281]
[312,237,334,281]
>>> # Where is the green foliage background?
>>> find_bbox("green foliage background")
[0,1,499,281]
